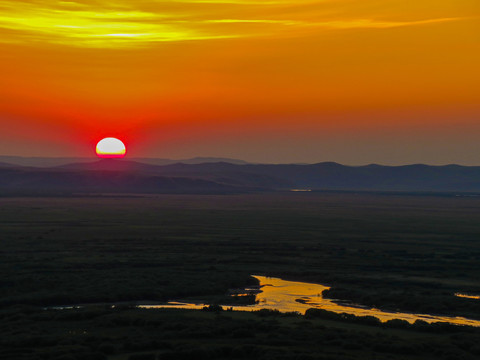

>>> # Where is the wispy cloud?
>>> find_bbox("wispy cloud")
[205,17,460,28]
[0,1,468,48]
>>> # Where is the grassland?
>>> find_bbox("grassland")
[1,193,480,359]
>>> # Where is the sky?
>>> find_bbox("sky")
[0,0,479,164]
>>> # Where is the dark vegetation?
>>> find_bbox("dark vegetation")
[1,193,480,359]
[2,306,480,360]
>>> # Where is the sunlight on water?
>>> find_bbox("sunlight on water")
[455,293,480,300]
[140,276,480,327]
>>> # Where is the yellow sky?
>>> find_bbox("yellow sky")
[0,0,475,47]
[0,0,479,163]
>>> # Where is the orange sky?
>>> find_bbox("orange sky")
[0,0,479,164]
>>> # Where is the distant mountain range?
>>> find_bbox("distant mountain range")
[0,156,249,167]
[1,158,480,195]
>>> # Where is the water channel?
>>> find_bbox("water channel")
[139,275,480,327]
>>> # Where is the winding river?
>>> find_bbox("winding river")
[139,275,480,327]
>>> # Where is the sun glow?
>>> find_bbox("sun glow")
[96,137,126,158]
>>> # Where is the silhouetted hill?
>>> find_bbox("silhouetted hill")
[135,157,249,165]
[1,159,480,194]
[0,168,259,196]
[0,162,17,168]
[56,159,163,172]
[146,161,480,192]
[0,156,249,167]
[54,160,291,189]
[0,156,95,167]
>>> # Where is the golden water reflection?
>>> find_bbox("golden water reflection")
[140,276,480,327]
[455,293,480,300]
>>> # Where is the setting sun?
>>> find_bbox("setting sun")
[96,137,126,158]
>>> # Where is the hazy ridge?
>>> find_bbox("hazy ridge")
[1,158,480,195]
[0,156,249,167]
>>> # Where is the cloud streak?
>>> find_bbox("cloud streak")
[0,1,470,48]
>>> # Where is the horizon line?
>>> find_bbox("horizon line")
[1,155,479,168]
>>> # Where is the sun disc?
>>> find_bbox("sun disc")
[96,137,126,158]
